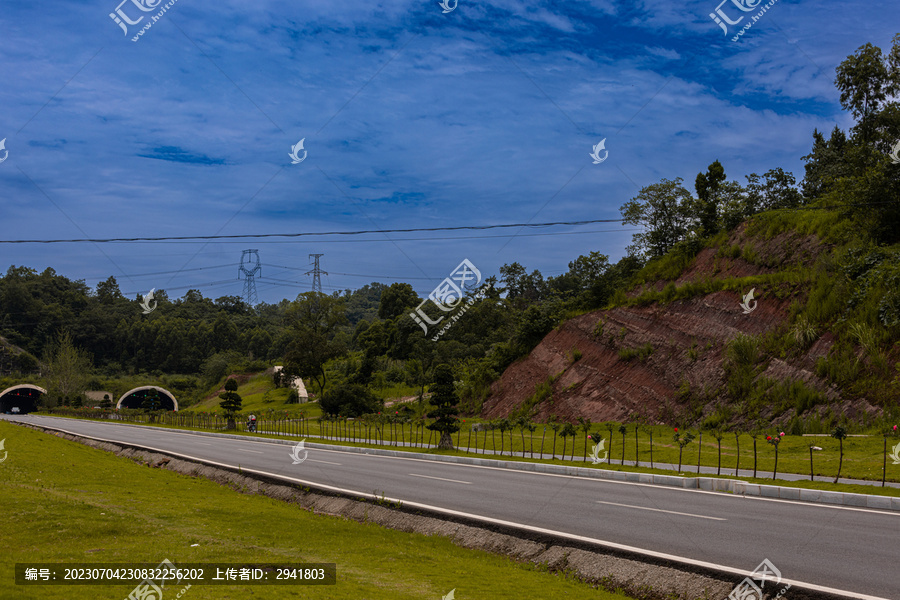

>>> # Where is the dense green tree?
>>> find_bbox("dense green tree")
[377,283,420,320]
[320,383,382,417]
[835,40,898,149]
[620,178,694,258]
[283,292,348,396]
[218,378,243,429]
[426,364,460,449]
[695,161,727,236]
[745,168,803,213]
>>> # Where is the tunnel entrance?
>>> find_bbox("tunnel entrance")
[116,386,178,411]
[0,385,46,414]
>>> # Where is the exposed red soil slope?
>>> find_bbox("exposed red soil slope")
[482,224,847,425]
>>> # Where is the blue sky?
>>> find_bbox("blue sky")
[0,0,895,302]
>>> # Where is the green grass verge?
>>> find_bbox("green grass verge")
[0,421,633,600]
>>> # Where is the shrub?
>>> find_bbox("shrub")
[320,384,382,417]
[618,343,654,362]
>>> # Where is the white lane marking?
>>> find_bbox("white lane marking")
[409,473,472,485]
[595,500,726,521]
[237,449,263,454]
[195,442,212,446]
[24,423,890,600]
[26,416,900,518]
[308,459,341,465]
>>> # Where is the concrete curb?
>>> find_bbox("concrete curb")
[25,416,900,512]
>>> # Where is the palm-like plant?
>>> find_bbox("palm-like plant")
[711,430,724,475]
[578,417,592,461]
[498,418,511,456]
[674,428,695,473]
[831,425,848,483]
[767,432,784,479]
[549,416,562,459]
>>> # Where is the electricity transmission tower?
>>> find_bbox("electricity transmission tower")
[239,249,261,307]
[306,253,326,294]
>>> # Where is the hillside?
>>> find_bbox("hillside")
[482,214,898,432]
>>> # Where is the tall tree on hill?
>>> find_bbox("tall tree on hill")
[426,364,460,450]
[744,168,803,213]
[695,160,727,236]
[834,39,899,151]
[620,178,694,259]
[283,292,348,398]
[800,126,858,201]
[377,283,419,320]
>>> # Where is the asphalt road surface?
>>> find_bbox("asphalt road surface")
[5,415,898,599]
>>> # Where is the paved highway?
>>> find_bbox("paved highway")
[6,415,898,599]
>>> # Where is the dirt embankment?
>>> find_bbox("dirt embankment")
[482,224,850,425]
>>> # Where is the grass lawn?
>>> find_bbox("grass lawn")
[0,421,634,600]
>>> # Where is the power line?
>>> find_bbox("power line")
[30,228,642,245]
[0,218,628,244]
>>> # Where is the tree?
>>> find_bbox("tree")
[695,161,727,236]
[549,416,562,459]
[767,432,784,480]
[674,428,695,473]
[499,263,546,306]
[620,178,694,259]
[560,422,577,461]
[831,425,848,483]
[95,276,124,303]
[578,417,592,461]
[377,283,419,320]
[498,418,512,456]
[426,364,460,449]
[713,430,725,476]
[283,292,348,397]
[43,331,92,408]
[142,389,161,412]
[100,394,112,409]
[744,168,803,213]
[218,378,243,429]
[835,42,895,149]
[800,127,852,199]
[142,389,162,422]
[320,383,382,417]
[618,424,627,465]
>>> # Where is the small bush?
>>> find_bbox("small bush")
[618,343,654,362]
